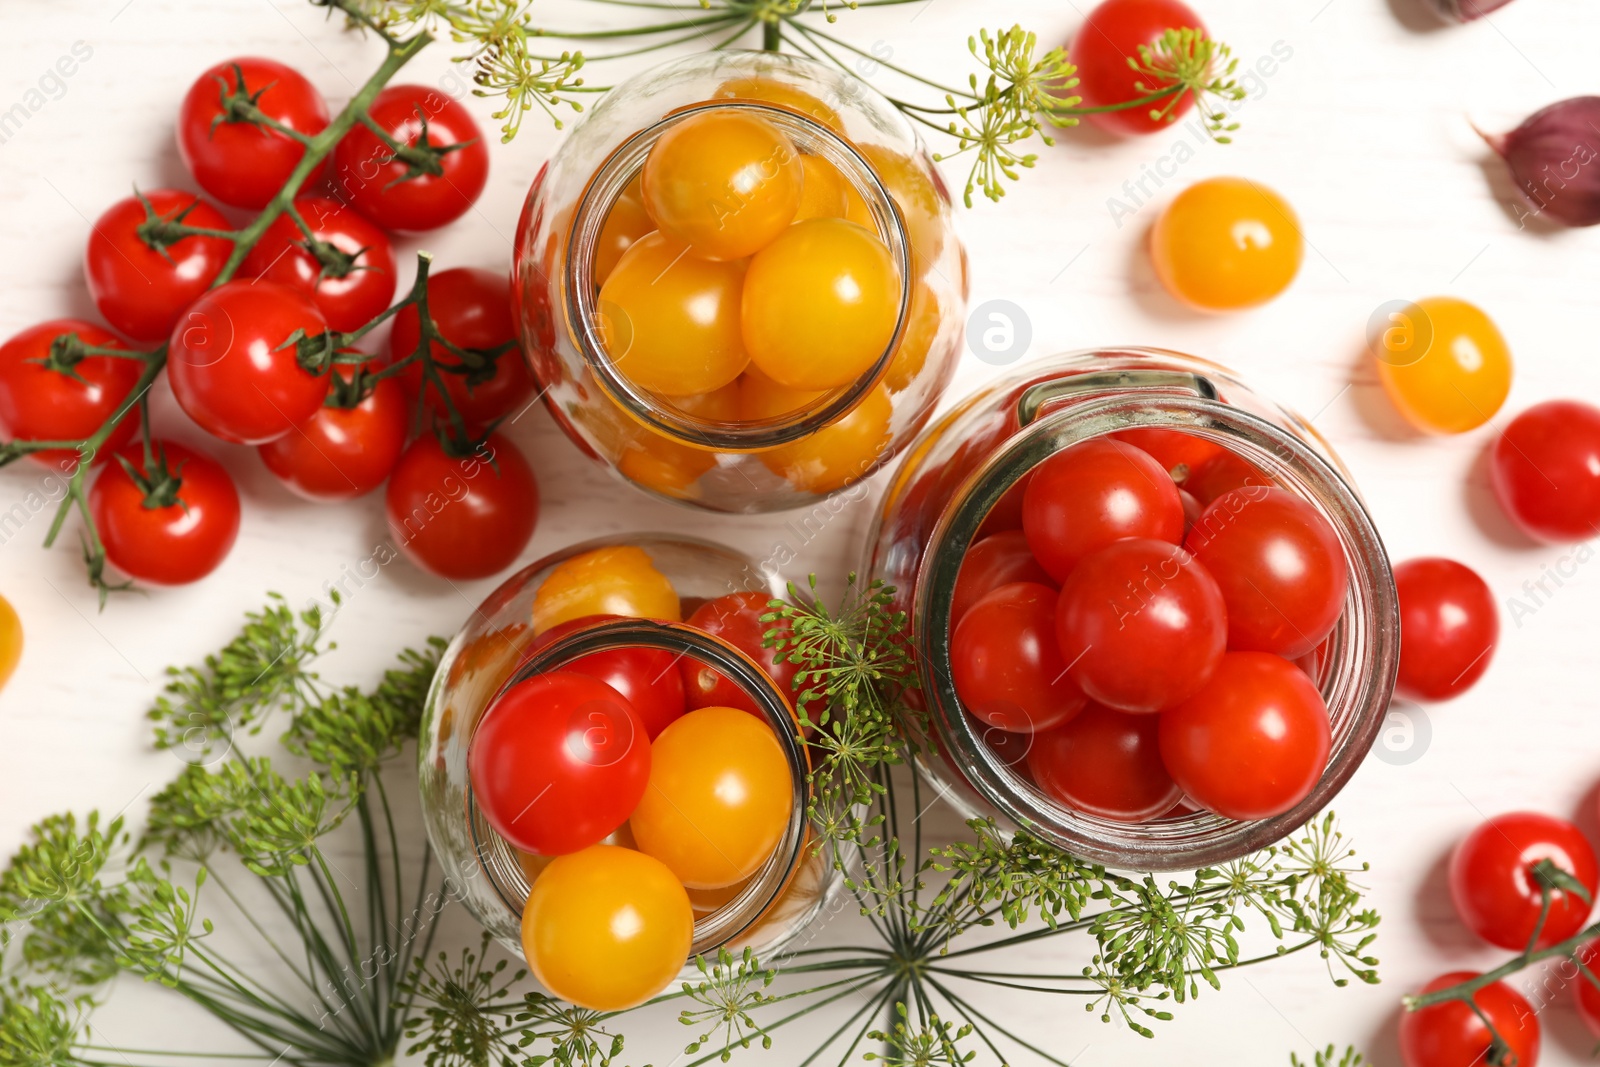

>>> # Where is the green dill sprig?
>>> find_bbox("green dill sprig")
[1292,1047,1366,1067]
[1129,28,1244,141]
[680,948,777,1060]
[402,932,528,1067]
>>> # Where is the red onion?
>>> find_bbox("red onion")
[1428,0,1517,20]
[1480,96,1600,228]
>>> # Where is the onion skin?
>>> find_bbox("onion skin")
[1427,0,1518,20]
[1482,96,1600,228]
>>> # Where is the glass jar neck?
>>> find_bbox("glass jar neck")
[912,365,1399,870]
[464,617,813,953]
[565,102,913,452]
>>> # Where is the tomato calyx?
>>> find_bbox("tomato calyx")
[132,189,235,259]
[32,330,147,383]
[1532,856,1596,917]
[114,444,188,513]
[207,63,304,141]
[366,107,479,186]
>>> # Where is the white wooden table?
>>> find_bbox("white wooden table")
[3,0,1599,1063]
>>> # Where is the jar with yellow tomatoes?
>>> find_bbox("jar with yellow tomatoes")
[418,534,836,1010]
[512,51,966,512]
[862,349,1399,870]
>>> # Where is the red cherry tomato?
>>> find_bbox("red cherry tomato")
[1026,700,1181,822]
[1068,0,1206,136]
[1576,939,1600,1039]
[976,472,1030,538]
[1491,400,1600,543]
[390,268,533,427]
[1184,449,1271,505]
[258,365,407,501]
[167,280,331,445]
[531,615,688,740]
[1393,558,1498,701]
[1449,811,1598,952]
[1112,427,1223,482]
[1022,438,1184,582]
[331,85,489,232]
[384,431,539,580]
[1158,651,1331,821]
[681,592,805,715]
[952,582,1086,734]
[0,320,141,468]
[468,671,651,855]
[1184,487,1348,659]
[84,189,232,343]
[1400,972,1540,1067]
[240,195,397,332]
[952,531,1054,623]
[177,57,329,210]
[1054,539,1226,714]
[89,441,240,585]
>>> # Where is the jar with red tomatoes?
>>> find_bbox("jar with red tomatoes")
[863,349,1399,870]
[418,534,835,1009]
[511,51,966,512]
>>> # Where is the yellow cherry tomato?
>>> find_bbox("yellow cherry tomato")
[531,546,681,635]
[1150,177,1304,311]
[518,824,636,886]
[857,144,946,276]
[641,110,802,261]
[793,156,848,222]
[686,876,752,915]
[598,232,749,397]
[630,706,793,889]
[742,377,895,494]
[595,176,653,286]
[0,594,20,692]
[711,77,847,135]
[668,381,742,424]
[742,218,901,391]
[1374,296,1512,434]
[884,279,941,394]
[619,440,716,497]
[521,844,694,1011]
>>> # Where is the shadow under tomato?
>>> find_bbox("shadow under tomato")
[1121,218,1214,326]
[1345,341,1425,444]
[1383,0,1451,33]
[1411,841,1478,954]
[1463,437,1543,550]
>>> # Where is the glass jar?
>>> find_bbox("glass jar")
[418,533,836,963]
[511,50,966,513]
[862,349,1399,870]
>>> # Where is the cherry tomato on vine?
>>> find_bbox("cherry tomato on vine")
[1151,178,1304,311]
[531,615,688,740]
[89,441,240,585]
[630,705,792,888]
[240,195,397,332]
[1022,438,1185,582]
[258,364,407,501]
[177,57,329,210]
[384,431,539,580]
[1055,539,1226,714]
[85,189,232,343]
[952,582,1086,734]
[1026,701,1182,823]
[530,545,681,635]
[167,280,331,445]
[469,670,651,855]
[1111,427,1223,483]
[1184,487,1348,659]
[742,218,901,391]
[1449,811,1598,952]
[1576,939,1600,1039]
[682,592,805,715]
[0,594,22,693]
[951,531,1054,623]
[599,233,750,397]
[1399,972,1540,1067]
[1393,558,1498,701]
[521,844,693,1011]
[1375,297,1512,435]
[0,320,141,468]
[1068,0,1206,136]
[1157,651,1331,820]
[331,84,489,232]
[390,268,533,426]
[641,109,802,261]
[1490,399,1600,543]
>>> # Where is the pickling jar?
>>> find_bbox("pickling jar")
[511,50,966,513]
[418,534,835,963]
[861,349,1399,870]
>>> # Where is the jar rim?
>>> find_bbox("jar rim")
[564,100,913,452]
[464,615,816,954]
[909,352,1399,871]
